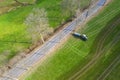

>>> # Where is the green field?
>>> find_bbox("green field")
[0,0,65,66]
[24,0,120,80]
[0,0,91,67]
[0,0,34,7]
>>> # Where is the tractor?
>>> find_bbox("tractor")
[72,32,88,41]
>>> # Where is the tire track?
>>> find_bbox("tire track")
[97,32,120,80]
[85,6,120,34]
[69,24,112,80]
[69,14,120,80]
[97,55,120,80]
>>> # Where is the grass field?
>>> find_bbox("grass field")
[0,0,34,7]
[0,0,65,66]
[0,0,91,67]
[106,62,120,80]
[24,0,120,80]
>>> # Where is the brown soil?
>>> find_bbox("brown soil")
[0,0,4,2]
